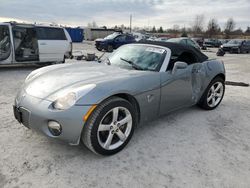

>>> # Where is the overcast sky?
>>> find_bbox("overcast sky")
[0,0,250,30]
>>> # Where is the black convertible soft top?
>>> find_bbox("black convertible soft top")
[138,40,208,62]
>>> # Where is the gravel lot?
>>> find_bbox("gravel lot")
[0,43,250,188]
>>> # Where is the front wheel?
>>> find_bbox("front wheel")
[82,97,136,155]
[107,45,113,52]
[198,77,225,110]
[96,46,102,51]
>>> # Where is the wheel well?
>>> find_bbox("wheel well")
[113,93,141,124]
[213,73,225,81]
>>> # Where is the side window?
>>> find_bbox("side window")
[179,52,197,65]
[187,40,196,48]
[126,35,133,41]
[36,27,66,40]
[0,25,11,61]
[115,35,126,42]
[168,52,197,68]
[180,39,187,45]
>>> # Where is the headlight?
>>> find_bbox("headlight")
[52,84,96,110]
[53,92,76,110]
[220,45,223,48]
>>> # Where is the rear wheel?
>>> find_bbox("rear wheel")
[82,97,136,155]
[198,77,225,110]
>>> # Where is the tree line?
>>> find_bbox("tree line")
[150,15,250,39]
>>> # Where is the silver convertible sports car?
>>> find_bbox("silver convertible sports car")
[14,41,225,155]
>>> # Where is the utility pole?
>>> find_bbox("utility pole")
[130,14,132,33]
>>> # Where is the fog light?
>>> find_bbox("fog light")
[48,121,62,136]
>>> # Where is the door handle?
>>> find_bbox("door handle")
[192,69,202,73]
[40,43,47,45]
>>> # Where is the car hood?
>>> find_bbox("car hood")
[95,38,113,43]
[24,62,144,100]
[95,38,104,42]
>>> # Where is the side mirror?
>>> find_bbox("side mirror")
[172,61,188,74]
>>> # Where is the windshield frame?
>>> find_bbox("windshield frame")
[106,43,171,72]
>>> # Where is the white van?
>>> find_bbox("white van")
[0,22,72,65]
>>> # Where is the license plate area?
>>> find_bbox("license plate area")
[13,106,22,123]
[13,106,30,128]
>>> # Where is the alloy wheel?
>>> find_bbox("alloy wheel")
[97,107,132,150]
[207,82,224,108]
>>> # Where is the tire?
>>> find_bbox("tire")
[96,46,102,51]
[82,97,136,155]
[107,45,113,52]
[198,77,225,110]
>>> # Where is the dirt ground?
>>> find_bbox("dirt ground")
[0,43,250,188]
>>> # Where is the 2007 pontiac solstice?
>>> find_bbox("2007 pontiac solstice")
[13,41,225,155]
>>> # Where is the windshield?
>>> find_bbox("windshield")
[227,40,242,45]
[106,45,166,71]
[104,33,120,40]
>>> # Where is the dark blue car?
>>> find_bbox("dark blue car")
[95,33,136,52]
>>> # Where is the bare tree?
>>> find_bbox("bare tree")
[92,21,98,28]
[245,27,250,34]
[207,18,220,38]
[152,26,156,33]
[192,14,205,35]
[87,21,98,28]
[224,18,236,38]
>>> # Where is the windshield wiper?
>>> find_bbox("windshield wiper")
[120,57,144,70]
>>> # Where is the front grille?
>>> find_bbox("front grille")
[19,107,31,128]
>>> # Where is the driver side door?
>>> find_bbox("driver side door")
[114,35,126,49]
[159,64,193,115]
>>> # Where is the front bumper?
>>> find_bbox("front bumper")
[14,92,93,145]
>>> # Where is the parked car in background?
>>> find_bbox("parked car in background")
[220,39,250,54]
[132,32,146,42]
[14,41,225,155]
[167,37,200,50]
[147,36,157,41]
[95,32,136,52]
[192,38,207,50]
[204,38,222,48]
[218,39,230,45]
[155,37,169,42]
[0,22,72,65]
